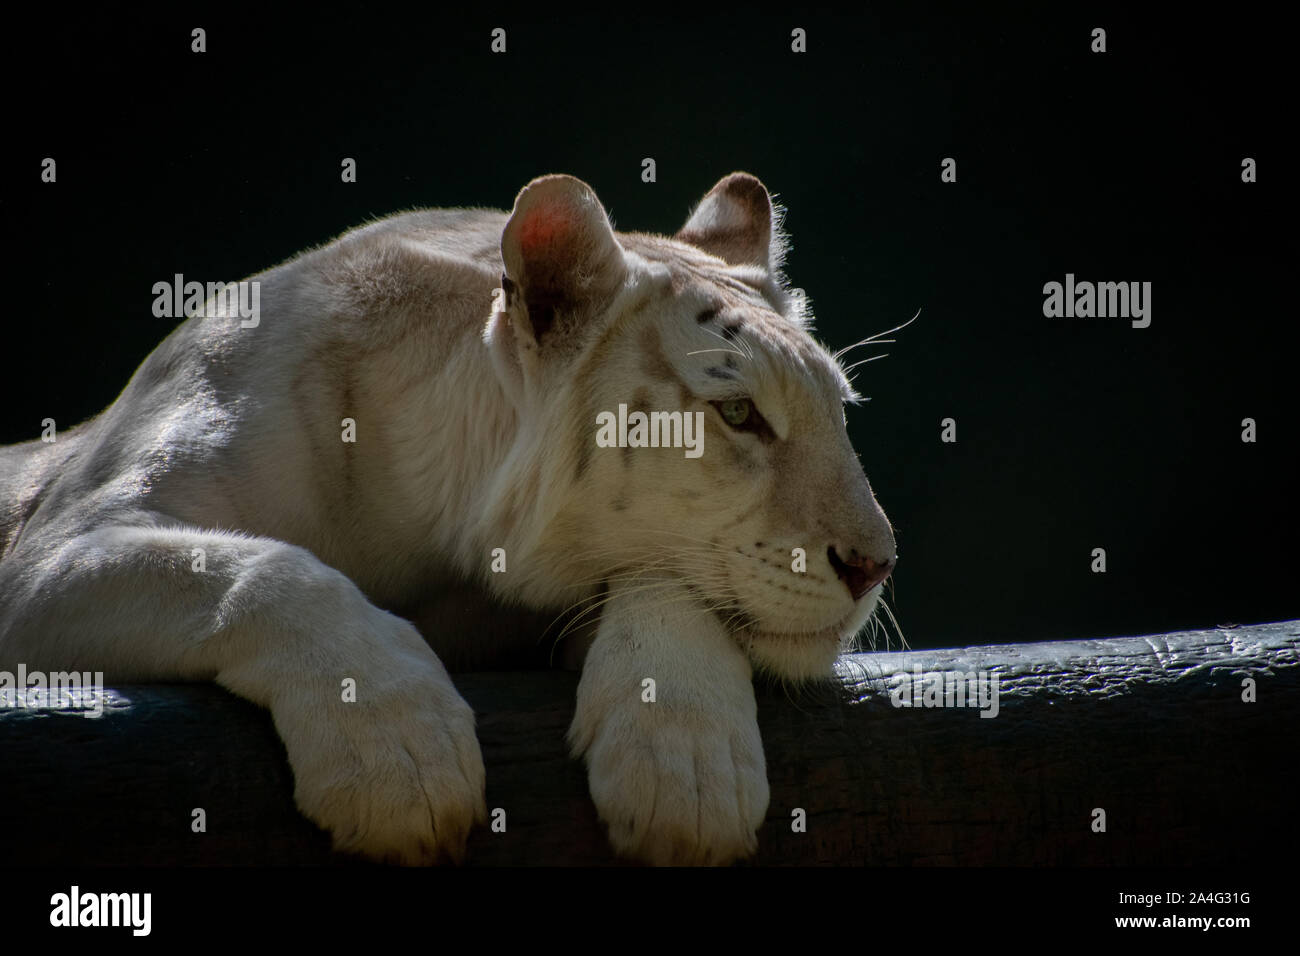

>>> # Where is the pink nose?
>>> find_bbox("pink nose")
[828,546,895,601]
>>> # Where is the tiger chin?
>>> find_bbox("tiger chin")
[0,171,896,866]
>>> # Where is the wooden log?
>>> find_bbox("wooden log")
[0,620,1295,865]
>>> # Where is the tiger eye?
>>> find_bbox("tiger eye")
[720,399,751,427]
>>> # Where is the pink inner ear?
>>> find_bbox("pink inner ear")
[519,205,575,254]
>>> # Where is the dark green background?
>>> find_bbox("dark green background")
[5,7,1293,648]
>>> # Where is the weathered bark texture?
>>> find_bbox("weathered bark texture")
[1,620,1295,865]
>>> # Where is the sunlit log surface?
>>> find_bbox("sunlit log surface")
[2,620,1296,865]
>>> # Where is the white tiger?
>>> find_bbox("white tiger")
[0,172,896,865]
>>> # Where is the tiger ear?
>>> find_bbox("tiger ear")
[501,175,627,342]
[675,172,787,270]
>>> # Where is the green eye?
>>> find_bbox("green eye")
[719,399,752,427]
[709,397,776,442]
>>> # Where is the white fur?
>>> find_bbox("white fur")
[0,174,896,865]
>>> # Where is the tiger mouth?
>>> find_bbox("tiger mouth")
[745,617,854,645]
[722,604,862,646]
[692,582,869,646]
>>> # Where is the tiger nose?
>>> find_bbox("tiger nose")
[827,546,895,601]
